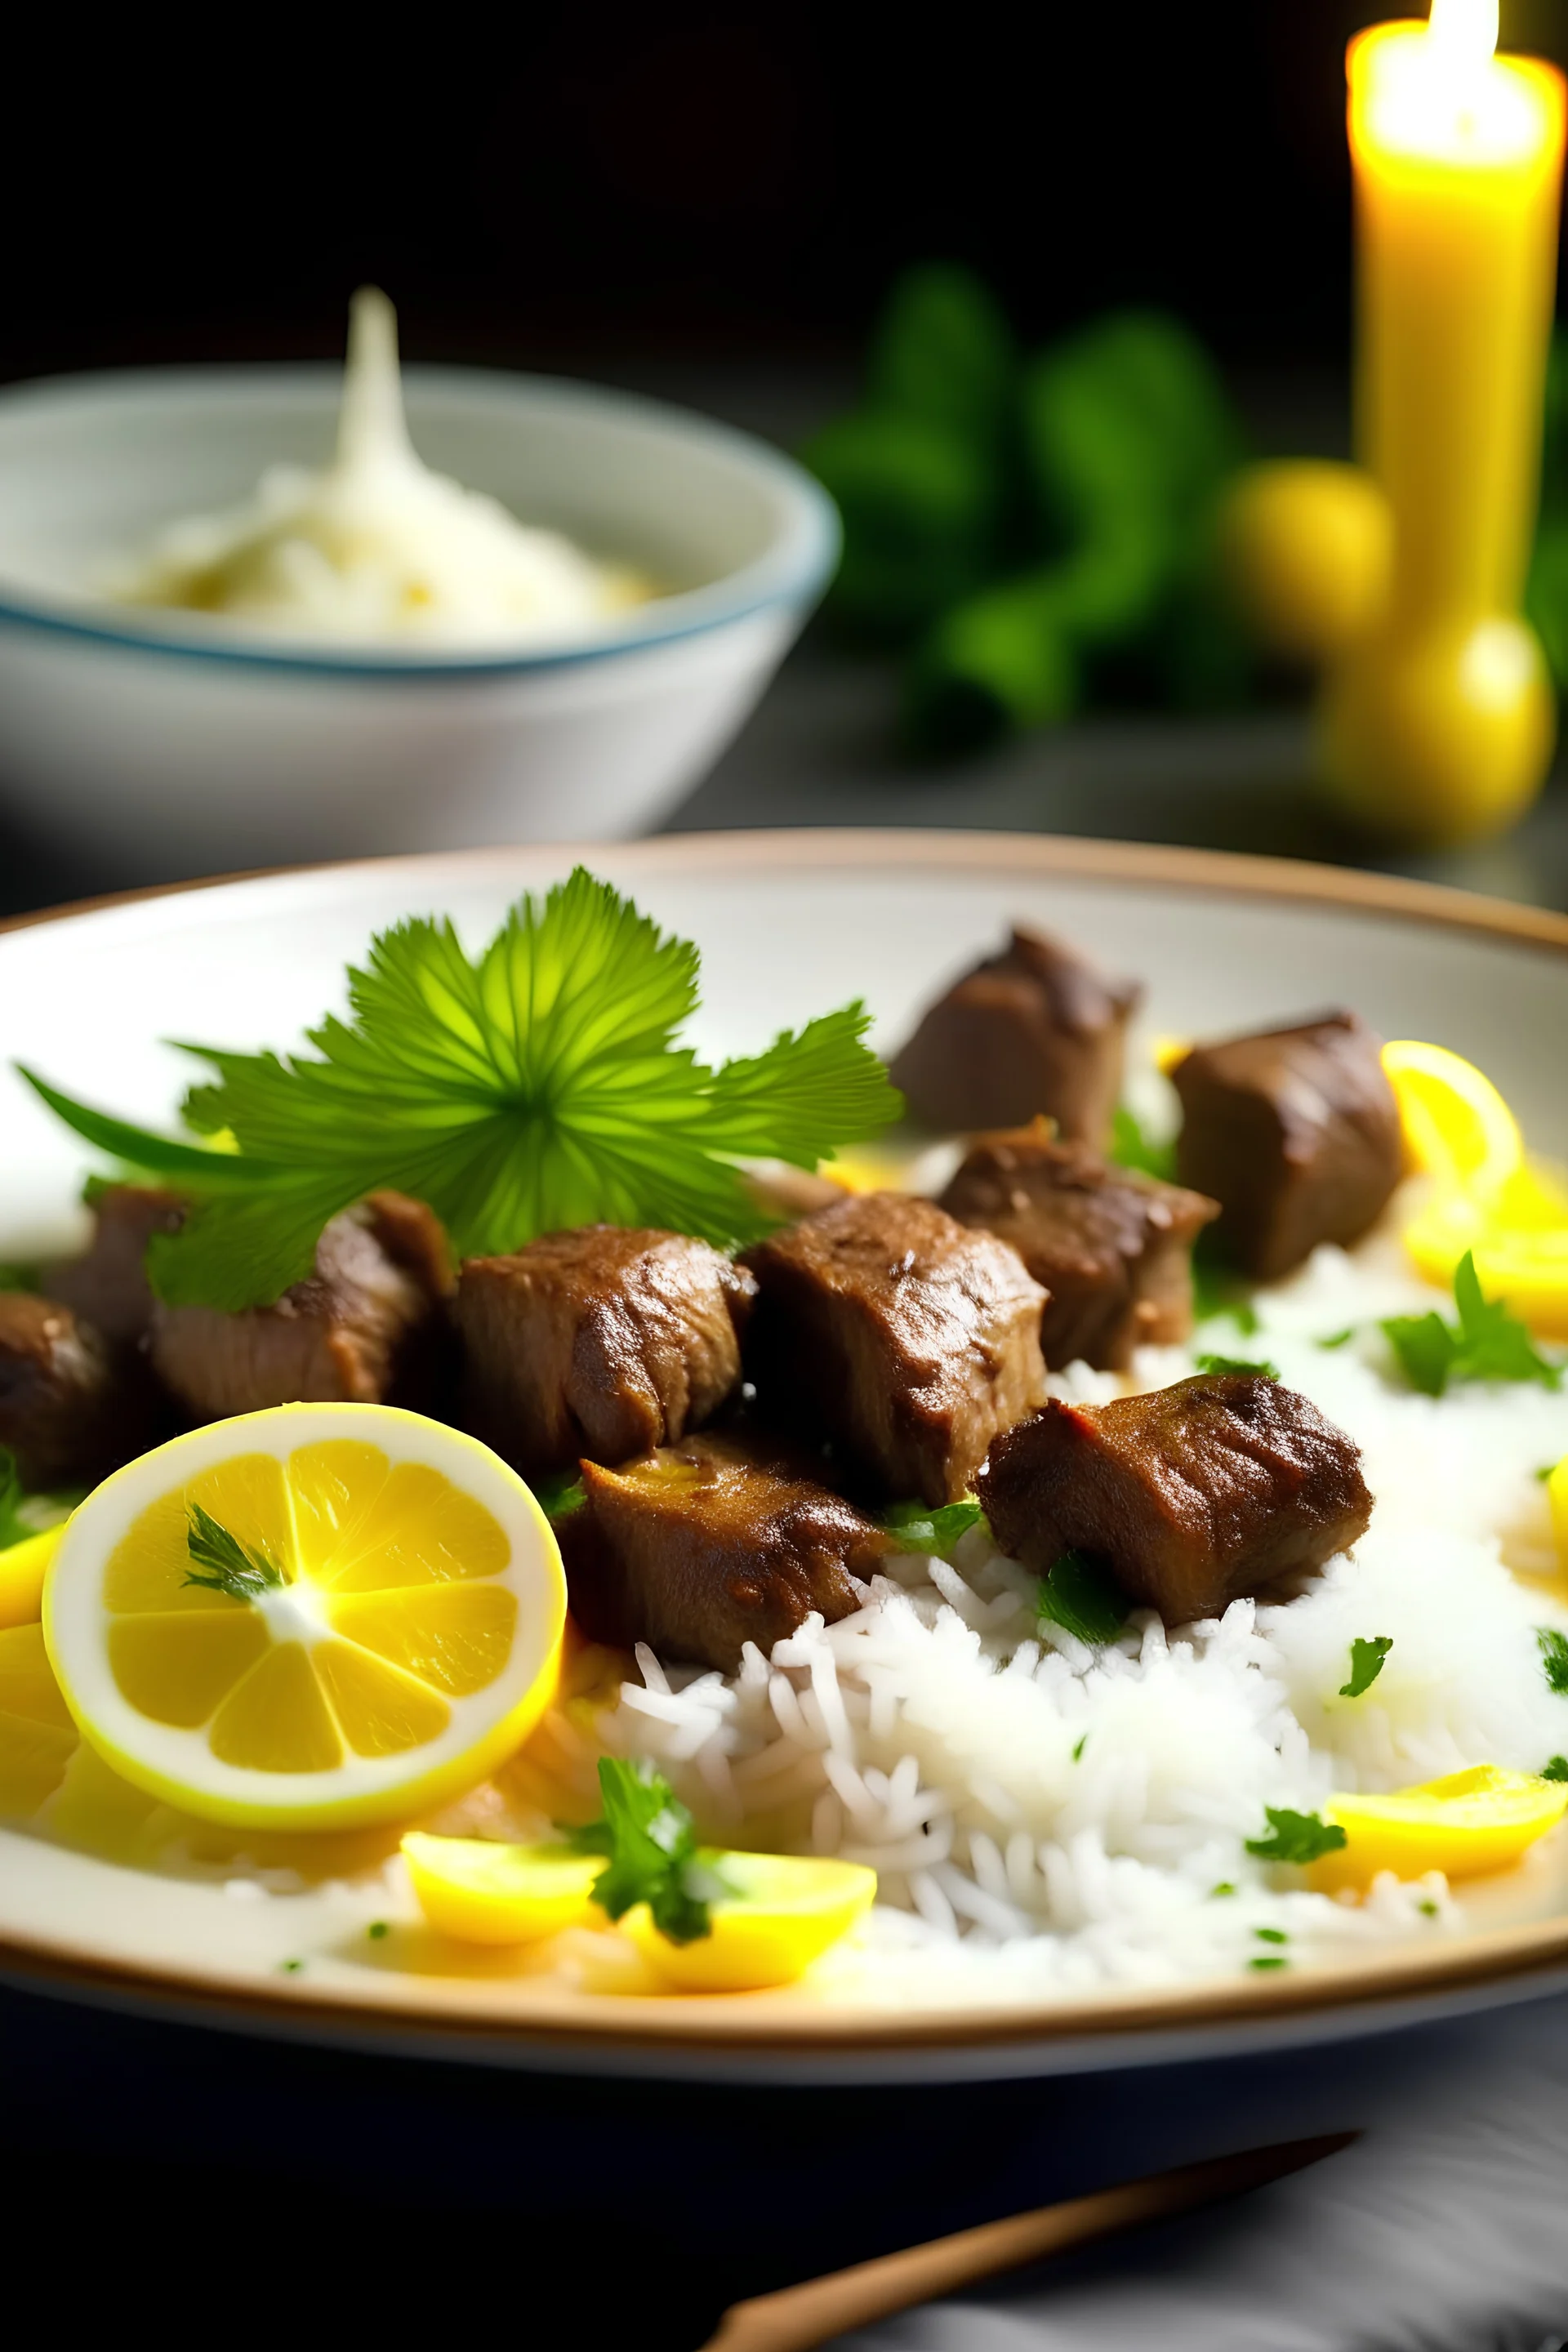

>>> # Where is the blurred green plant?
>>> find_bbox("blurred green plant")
[804,266,1254,756]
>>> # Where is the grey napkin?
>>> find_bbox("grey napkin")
[830,1999,1568,2352]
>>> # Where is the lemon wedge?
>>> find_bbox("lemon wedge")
[0,1521,65,1632]
[43,1404,565,1832]
[1403,1162,1568,1336]
[623,1852,878,1992]
[1382,1040,1524,1198]
[401,1831,603,1944]
[1313,1765,1568,1892]
[0,1621,78,1817]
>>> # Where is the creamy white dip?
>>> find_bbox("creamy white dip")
[113,289,648,645]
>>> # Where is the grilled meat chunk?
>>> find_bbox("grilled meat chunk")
[1172,1012,1403,1282]
[566,1431,889,1673]
[979,1372,1373,1625]
[888,924,1141,1148]
[457,1227,755,1478]
[149,1193,452,1422]
[741,1192,1047,1507]
[941,1122,1218,1370]
[0,1291,161,1486]
[47,1184,186,1348]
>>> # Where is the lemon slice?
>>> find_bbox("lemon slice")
[0,1522,65,1632]
[1315,1765,1568,1891]
[622,1852,877,1991]
[0,1622,78,1817]
[1403,1161,1568,1336]
[401,1831,603,1944]
[1382,1040,1524,1198]
[43,1404,565,1832]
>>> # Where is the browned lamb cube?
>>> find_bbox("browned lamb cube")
[740,1191,1047,1507]
[456,1226,755,1478]
[46,1183,186,1347]
[941,1123,1218,1370]
[0,1291,163,1487]
[565,1431,890,1673]
[978,1373,1373,1625]
[149,1193,453,1422]
[888,924,1141,1148]
[1172,1011,1403,1281]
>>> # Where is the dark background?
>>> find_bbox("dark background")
[12,2,1567,391]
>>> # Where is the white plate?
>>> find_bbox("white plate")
[4,830,1568,2083]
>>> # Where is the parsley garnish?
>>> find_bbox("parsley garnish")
[1538,1463,1558,1483]
[1245,1806,1348,1865]
[1036,1551,1129,1646]
[1254,1926,1289,1944]
[1195,1352,1280,1380]
[1382,1252,1561,1398]
[1110,1103,1177,1183]
[1317,1328,1356,1351]
[367,1921,390,1940]
[1192,1230,1260,1335]
[880,1496,987,1559]
[535,1472,586,1524]
[1543,1757,1568,1783]
[564,1757,727,1945]
[1418,1899,1440,1917]
[1210,1882,1236,1897]
[1539,1628,1568,1696]
[183,1503,286,1601]
[20,870,901,1313]
[1249,1954,1288,1971]
[1071,1734,1088,1762]
[1339,1636,1392,1699]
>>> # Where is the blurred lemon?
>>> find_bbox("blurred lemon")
[1317,617,1557,848]
[0,1521,65,1632]
[1216,461,1392,663]
[44,1404,565,1832]
[1381,1040,1523,1200]
[1313,1765,1568,1891]
[401,1831,602,1944]
[1403,1163,1568,1336]
[0,1622,78,1817]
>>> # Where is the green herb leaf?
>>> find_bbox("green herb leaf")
[1195,1352,1280,1380]
[1071,1734,1088,1762]
[880,1496,988,1559]
[1210,1881,1236,1897]
[1254,1926,1289,1944]
[1036,1550,1129,1646]
[183,1503,286,1601]
[1339,1635,1393,1699]
[0,1263,38,1293]
[1110,1103,1177,1183]
[534,1472,586,1524]
[1245,1806,1348,1864]
[23,871,902,1313]
[1383,1252,1561,1398]
[1539,1628,1568,1696]
[1536,1463,1558,1483]
[1249,1954,1288,1971]
[1542,1756,1568,1783]
[0,1450,32,1551]
[1317,1328,1357,1351]
[367,1921,390,1940]
[1191,1232,1259,1334]
[564,1757,723,1945]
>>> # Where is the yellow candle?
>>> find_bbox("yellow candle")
[1320,1,1566,845]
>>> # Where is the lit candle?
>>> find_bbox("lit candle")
[1320,0,1566,845]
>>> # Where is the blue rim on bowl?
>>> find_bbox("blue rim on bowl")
[0,366,842,682]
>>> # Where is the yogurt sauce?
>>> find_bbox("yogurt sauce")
[113,289,648,645]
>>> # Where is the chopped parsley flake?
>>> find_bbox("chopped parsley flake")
[1382,1252,1561,1399]
[1254,1926,1289,1944]
[1248,1954,1288,1971]
[1543,1757,1568,1784]
[21,869,900,1312]
[564,1757,727,1945]
[1110,1103,1178,1183]
[1418,1900,1440,1918]
[278,1958,304,1974]
[1245,1807,1348,1865]
[1196,1352,1280,1380]
[1537,1463,1559,1483]
[1339,1636,1393,1699]
[182,1504,285,1601]
[1071,1734,1088,1762]
[1210,1882,1236,1898]
[1317,1328,1357,1351]
[1539,1629,1568,1697]
[367,1921,390,1940]
[1036,1551,1129,1646]
[881,1496,988,1559]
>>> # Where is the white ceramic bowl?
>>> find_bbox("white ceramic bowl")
[0,368,838,878]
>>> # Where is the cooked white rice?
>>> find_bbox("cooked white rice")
[496,1211,1568,2000]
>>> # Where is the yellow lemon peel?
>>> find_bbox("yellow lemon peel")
[1313,1765,1568,1892]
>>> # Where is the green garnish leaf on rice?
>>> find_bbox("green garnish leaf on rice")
[880,1496,988,1558]
[1543,1757,1568,1783]
[564,1757,726,1945]
[1196,1352,1280,1380]
[1036,1551,1129,1646]
[1339,1636,1392,1699]
[1109,1103,1177,1183]
[1245,1807,1348,1865]
[1539,1628,1568,1696]
[1382,1251,1561,1398]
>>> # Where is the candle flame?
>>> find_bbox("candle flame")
[1429,0,1499,73]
